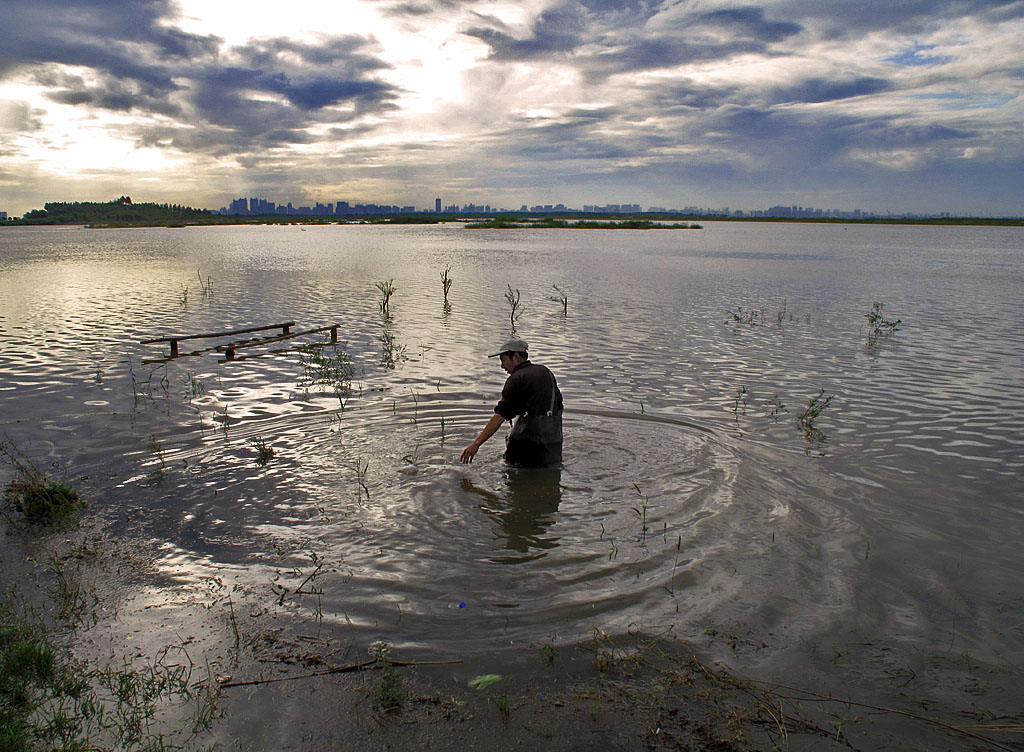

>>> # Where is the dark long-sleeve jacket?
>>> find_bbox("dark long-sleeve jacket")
[494,361,563,421]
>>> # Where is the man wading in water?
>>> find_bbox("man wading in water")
[460,339,563,467]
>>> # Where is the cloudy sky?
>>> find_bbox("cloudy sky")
[1,0,1022,216]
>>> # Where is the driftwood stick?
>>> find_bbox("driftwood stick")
[391,659,464,667]
[221,658,378,688]
[220,657,463,689]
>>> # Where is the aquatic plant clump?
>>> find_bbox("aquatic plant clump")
[798,389,833,428]
[505,284,522,326]
[297,343,355,396]
[251,437,274,467]
[3,479,81,525]
[1,443,82,526]
[865,302,901,334]
[728,306,765,326]
[797,389,835,445]
[440,265,453,306]
[375,279,396,314]
[550,284,568,315]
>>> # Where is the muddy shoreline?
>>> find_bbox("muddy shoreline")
[5,509,1014,752]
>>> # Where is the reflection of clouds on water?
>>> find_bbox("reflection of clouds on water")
[461,465,563,563]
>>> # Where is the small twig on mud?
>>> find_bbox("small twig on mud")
[227,594,241,650]
[293,562,324,597]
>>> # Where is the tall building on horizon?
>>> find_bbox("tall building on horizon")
[435,197,441,213]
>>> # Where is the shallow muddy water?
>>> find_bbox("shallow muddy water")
[2,221,1023,737]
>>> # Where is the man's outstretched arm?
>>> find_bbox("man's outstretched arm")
[460,412,506,463]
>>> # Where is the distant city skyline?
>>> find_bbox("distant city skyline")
[1,2,1022,217]
[214,195,962,220]
[0,194,986,221]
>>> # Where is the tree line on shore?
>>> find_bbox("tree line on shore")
[13,197,212,226]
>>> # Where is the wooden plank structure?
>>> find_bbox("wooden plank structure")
[139,321,339,360]
[219,325,340,361]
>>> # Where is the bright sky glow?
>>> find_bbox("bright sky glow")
[1,0,1022,216]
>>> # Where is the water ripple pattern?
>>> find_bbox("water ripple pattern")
[2,221,1023,708]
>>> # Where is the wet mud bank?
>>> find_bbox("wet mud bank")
[5,509,1018,752]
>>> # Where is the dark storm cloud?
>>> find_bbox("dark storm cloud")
[578,0,660,12]
[450,0,1013,203]
[39,69,185,116]
[377,1,447,16]
[457,0,1015,83]
[698,104,976,168]
[227,36,393,111]
[1,0,399,154]
[133,122,320,156]
[586,6,803,77]
[371,0,498,15]
[0,1,219,78]
[481,73,980,186]
[463,2,802,78]
[768,77,893,105]
[586,38,767,76]
[646,82,738,113]
[389,3,436,15]
[134,56,394,156]
[188,69,389,127]
[465,4,590,59]
[853,121,975,148]
[497,106,648,161]
[684,6,804,43]
[236,35,387,71]
[776,0,1024,37]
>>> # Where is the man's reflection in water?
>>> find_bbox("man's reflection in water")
[461,465,563,563]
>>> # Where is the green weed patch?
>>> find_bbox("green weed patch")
[1,442,82,527]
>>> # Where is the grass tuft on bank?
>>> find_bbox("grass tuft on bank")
[0,561,220,751]
[0,618,67,752]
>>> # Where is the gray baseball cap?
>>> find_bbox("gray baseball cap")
[488,338,528,357]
